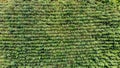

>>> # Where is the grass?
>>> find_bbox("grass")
[0,0,120,68]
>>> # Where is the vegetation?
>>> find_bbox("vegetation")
[0,0,120,68]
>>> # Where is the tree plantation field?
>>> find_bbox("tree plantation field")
[0,0,120,68]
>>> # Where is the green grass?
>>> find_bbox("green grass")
[0,0,120,68]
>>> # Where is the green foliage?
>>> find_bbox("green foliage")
[0,0,120,68]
